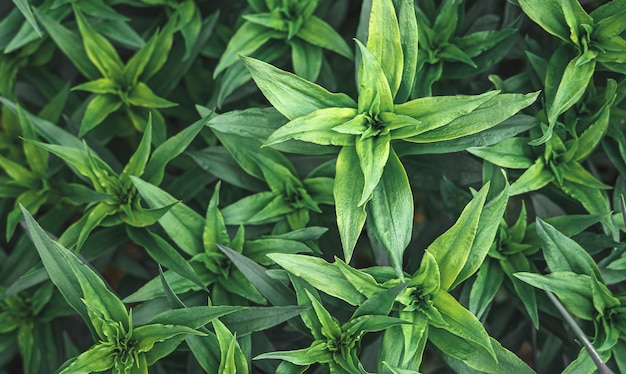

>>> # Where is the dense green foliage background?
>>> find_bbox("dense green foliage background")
[1,0,626,373]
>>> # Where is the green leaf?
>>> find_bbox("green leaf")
[220,192,282,225]
[467,137,534,169]
[290,39,322,81]
[509,158,555,196]
[432,290,495,359]
[334,146,368,261]
[242,13,287,32]
[0,154,37,185]
[220,306,310,337]
[356,133,390,205]
[134,323,204,353]
[561,347,612,374]
[514,272,594,320]
[367,148,413,277]
[297,16,353,59]
[535,58,596,145]
[130,176,204,255]
[435,335,536,374]
[592,0,626,38]
[590,273,619,319]
[73,8,124,79]
[407,92,539,143]
[352,282,407,319]
[58,343,116,374]
[213,318,248,374]
[143,114,209,184]
[305,289,342,341]
[394,90,498,135]
[427,184,488,291]
[20,206,128,335]
[365,0,403,97]
[254,342,332,366]
[264,107,357,147]
[561,181,612,228]
[502,254,540,328]
[79,94,122,136]
[123,270,198,303]
[267,253,365,306]
[214,22,280,77]
[517,0,569,42]
[186,333,221,373]
[355,39,394,113]
[453,179,510,288]
[188,147,265,192]
[203,183,230,252]
[124,31,158,85]
[561,162,611,189]
[34,12,98,79]
[121,120,152,178]
[379,311,428,372]
[26,139,110,185]
[560,0,592,45]
[382,362,420,374]
[469,258,504,320]
[574,79,616,161]
[241,55,356,120]
[536,218,602,280]
[128,82,177,108]
[127,227,207,292]
[13,0,42,37]
[72,78,118,95]
[148,305,243,328]
[395,0,418,103]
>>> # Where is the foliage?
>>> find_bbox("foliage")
[1,0,626,373]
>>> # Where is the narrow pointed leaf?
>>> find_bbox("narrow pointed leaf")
[366,0,403,97]
[128,82,177,108]
[34,8,99,79]
[334,146,367,262]
[267,253,365,306]
[20,206,127,336]
[355,39,394,113]
[367,148,413,277]
[264,107,357,147]
[356,133,390,205]
[242,55,356,120]
[130,177,204,255]
[514,272,594,319]
[74,9,124,79]
[219,245,296,306]
[536,218,602,280]
[395,0,418,102]
[143,114,210,184]
[214,22,279,77]
[517,0,569,42]
[427,184,488,291]
[297,16,353,59]
[127,227,207,292]
[220,306,310,337]
[79,94,122,136]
